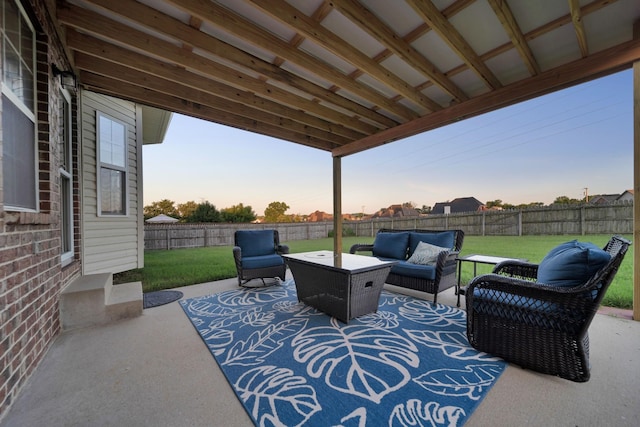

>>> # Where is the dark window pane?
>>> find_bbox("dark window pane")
[100,167,125,215]
[2,93,36,209]
[61,175,72,252]
[2,0,34,110]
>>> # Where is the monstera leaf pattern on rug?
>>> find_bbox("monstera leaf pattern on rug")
[181,280,506,426]
[406,330,500,361]
[413,364,505,400]
[235,365,321,426]
[391,399,465,426]
[224,318,308,366]
[292,318,420,402]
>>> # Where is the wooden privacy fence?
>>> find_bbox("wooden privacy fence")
[144,222,335,250]
[144,202,633,250]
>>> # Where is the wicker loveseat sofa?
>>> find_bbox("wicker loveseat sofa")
[350,228,464,304]
[466,235,631,382]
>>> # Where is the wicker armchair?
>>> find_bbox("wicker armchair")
[466,235,631,382]
[233,230,289,287]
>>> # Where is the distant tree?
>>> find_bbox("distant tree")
[144,199,178,220]
[221,203,257,223]
[177,201,198,220]
[486,199,502,208]
[264,201,290,223]
[402,201,416,208]
[287,213,306,223]
[418,205,432,214]
[553,195,581,205]
[185,201,220,222]
[526,202,545,208]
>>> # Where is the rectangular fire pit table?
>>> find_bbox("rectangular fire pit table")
[282,250,396,323]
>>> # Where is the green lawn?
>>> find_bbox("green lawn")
[114,234,633,308]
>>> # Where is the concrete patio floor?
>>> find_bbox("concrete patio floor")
[1,274,639,427]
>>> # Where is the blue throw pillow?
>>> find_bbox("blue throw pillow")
[373,232,409,260]
[409,231,455,256]
[537,240,611,287]
[236,230,275,257]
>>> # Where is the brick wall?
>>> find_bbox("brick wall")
[0,0,82,417]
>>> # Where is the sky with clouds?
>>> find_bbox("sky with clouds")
[143,69,633,216]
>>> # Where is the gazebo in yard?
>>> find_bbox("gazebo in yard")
[145,214,179,223]
[1,0,640,420]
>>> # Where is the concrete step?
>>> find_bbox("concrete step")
[106,281,143,321]
[60,273,142,331]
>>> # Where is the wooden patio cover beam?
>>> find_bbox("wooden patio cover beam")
[329,0,468,103]
[249,0,442,113]
[80,72,338,151]
[163,0,409,126]
[58,3,378,140]
[68,32,357,145]
[333,38,640,157]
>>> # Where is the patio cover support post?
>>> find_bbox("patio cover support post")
[333,156,342,266]
[634,59,640,321]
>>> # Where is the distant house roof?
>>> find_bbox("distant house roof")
[432,197,485,214]
[307,210,333,222]
[589,190,634,204]
[145,214,179,223]
[589,194,619,204]
[617,190,634,201]
[371,204,420,218]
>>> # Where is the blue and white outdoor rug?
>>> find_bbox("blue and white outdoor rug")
[180,280,505,426]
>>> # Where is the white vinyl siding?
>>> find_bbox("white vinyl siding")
[81,91,142,274]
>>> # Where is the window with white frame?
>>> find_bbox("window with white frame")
[97,112,128,216]
[1,0,37,211]
[60,89,74,264]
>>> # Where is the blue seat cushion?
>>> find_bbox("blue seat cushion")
[537,240,610,287]
[236,230,276,257]
[373,232,409,260]
[241,254,284,269]
[388,260,436,281]
[472,288,553,311]
[471,288,579,329]
[408,231,455,256]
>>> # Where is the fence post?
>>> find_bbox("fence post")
[581,206,586,235]
[518,210,523,236]
[166,228,171,250]
[482,212,485,236]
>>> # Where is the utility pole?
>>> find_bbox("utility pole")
[583,187,589,203]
